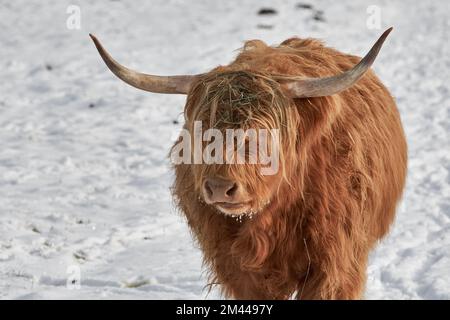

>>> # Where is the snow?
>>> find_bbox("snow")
[0,0,449,299]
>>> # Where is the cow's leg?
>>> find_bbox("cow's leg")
[295,236,369,300]
[221,272,275,300]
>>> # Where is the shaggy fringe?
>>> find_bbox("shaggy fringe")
[185,70,297,199]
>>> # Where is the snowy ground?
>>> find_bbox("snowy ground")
[0,0,449,299]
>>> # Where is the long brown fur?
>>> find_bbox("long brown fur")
[172,37,407,299]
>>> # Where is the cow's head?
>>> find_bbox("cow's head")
[90,28,391,217]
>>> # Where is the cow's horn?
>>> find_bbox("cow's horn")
[281,27,393,98]
[89,34,198,94]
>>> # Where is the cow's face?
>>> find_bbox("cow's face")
[175,71,299,216]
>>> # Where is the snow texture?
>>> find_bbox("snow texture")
[0,0,449,299]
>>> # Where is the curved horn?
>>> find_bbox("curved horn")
[281,27,393,98]
[89,34,198,94]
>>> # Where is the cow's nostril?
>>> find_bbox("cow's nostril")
[226,183,238,197]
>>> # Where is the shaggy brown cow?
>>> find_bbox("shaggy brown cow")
[90,28,407,299]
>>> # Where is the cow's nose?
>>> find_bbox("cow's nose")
[203,178,239,203]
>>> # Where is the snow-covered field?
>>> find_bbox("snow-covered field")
[0,0,449,299]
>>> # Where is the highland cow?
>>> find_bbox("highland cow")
[90,27,407,299]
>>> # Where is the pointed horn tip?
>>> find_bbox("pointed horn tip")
[89,34,103,49]
[89,33,99,44]
[383,27,393,38]
[89,34,104,54]
[371,28,393,49]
